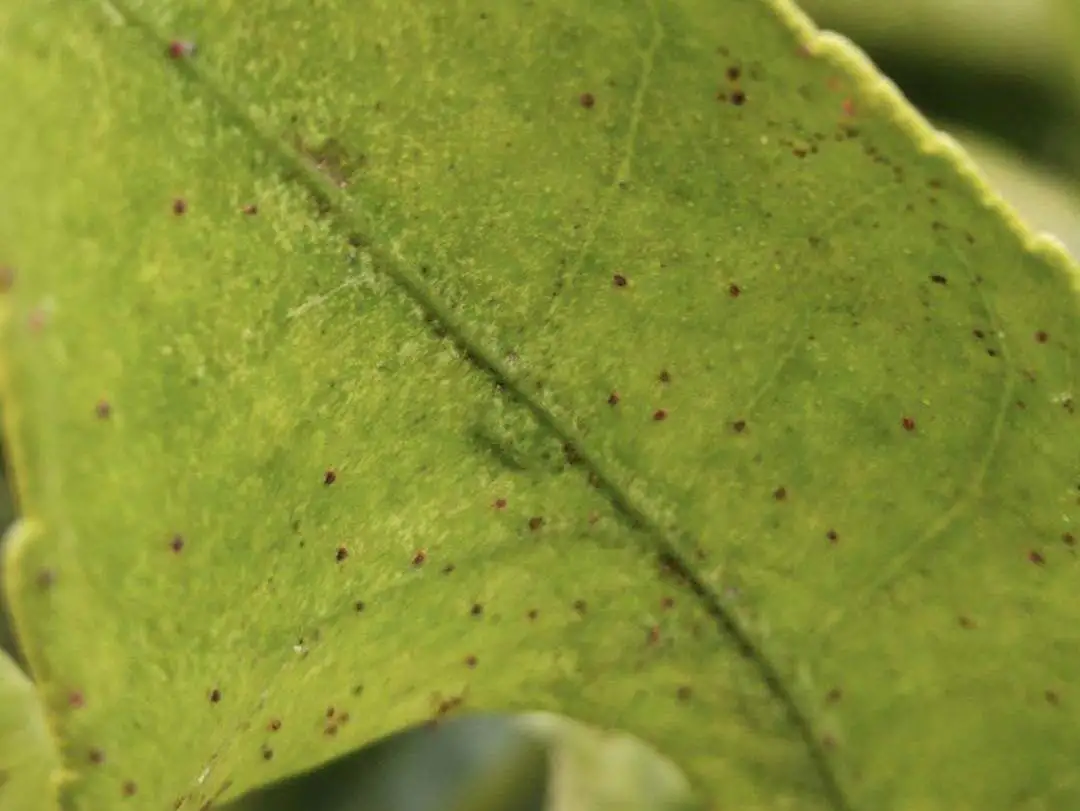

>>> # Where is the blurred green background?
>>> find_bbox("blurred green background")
[1,1,1077,809]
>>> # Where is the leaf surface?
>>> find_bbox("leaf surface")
[1,1,1078,810]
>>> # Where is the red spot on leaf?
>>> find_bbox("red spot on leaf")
[336,545,348,562]
[579,92,595,109]
[1029,550,1045,565]
[122,781,137,798]
[653,409,668,421]
[169,534,184,553]
[493,497,507,509]
[69,691,85,709]
[901,416,916,431]
[95,399,111,419]
[528,516,544,531]
[464,655,478,668]
[167,40,195,59]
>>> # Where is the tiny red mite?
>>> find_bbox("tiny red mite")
[167,40,196,59]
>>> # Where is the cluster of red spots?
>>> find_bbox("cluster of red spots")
[412,550,427,566]
[958,615,976,629]
[728,283,741,297]
[324,469,337,485]
[209,688,222,704]
[1029,550,1045,565]
[579,92,595,109]
[901,416,916,432]
[612,273,628,288]
[493,497,507,509]
[1035,330,1049,344]
[172,198,187,216]
[528,516,544,531]
[652,409,668,421]
[826,529,839,544]
[336,545,348,562]
[166,40,196,59]
[95,399,111,419]
[169,534,184,553]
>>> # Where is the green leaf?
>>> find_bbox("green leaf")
[1,1,1078,810]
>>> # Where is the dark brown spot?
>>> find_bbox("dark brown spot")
[579,92,595,109]
[773,486,787,501]
[607,390,620,406]
[261,746,274,761]
[268,719,282,731]
[464,655,478,668]
[1035,330,1049,343]
[122,780,137,798]
[929,274,947,285]
[726,65,741,81]
[653,409,668,421]
[730,90,746,105]
[826,530,839,544]
[242,204,258,215]
[647,625,661,644]
[172,198,187,216]
[170,534,184,553]
[901,416,916,431]
[1045,689,1060,706]
[660,596,674,610]
[69,691,85,709]
[441,563,455,574]
[95,399,111,419]
[573,599,587,615]
[470,603,483,617]
[563,441,582,465]
[528,516,544,531]
[209,688,221,704]
[37,568,55,589]
[612,273,628,287]
[412,550,427,566]
[1063,532,1075,547]
[972,328,985,339]
[732,419,747,433]
[324,469,337,485]
[958,615,975,629]
[326,706,335,718]
[1029,550,1045,565]
[493,497,507,509]
[728,283,741,298]
[676,685,692,702]
[825,687,842,704]
[354,600,365,613]
[527,609,539,620]
[339,712,350,724]
[324,724,338,736]
[89,748,105,764]
[658,369,671,383]
[336,545,348,562]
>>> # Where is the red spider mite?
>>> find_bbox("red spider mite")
[167,40,196,59]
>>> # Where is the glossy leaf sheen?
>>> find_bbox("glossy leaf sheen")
[0,1,1078,810]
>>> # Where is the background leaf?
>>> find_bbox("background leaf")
[1,1,1078,810]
